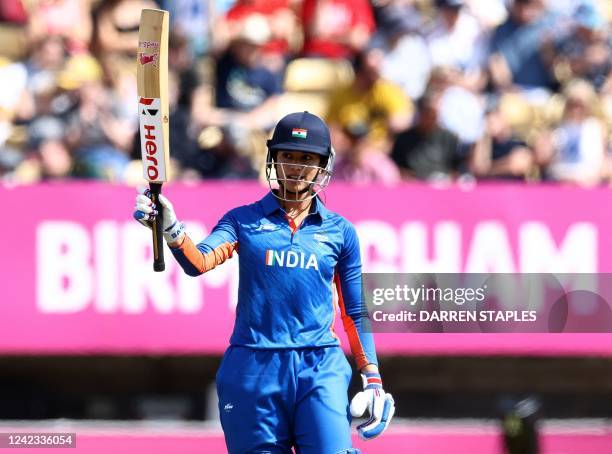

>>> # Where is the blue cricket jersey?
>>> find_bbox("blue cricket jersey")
[170,191,378,369]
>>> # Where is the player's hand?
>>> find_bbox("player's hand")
[133,187,185,244]
[350,372,395,440]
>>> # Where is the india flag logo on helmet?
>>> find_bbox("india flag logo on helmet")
[292,128,307,139]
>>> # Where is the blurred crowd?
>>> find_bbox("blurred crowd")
[0,0,611,186]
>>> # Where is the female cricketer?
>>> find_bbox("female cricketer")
[134,111,395,453]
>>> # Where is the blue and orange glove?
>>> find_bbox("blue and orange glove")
[350,372,395,440]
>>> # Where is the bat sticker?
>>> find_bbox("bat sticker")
[138,97,166,181]
[138,52,158,67]
[139,40,160,49]
[139,97,158,116]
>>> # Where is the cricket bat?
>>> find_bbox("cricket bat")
[137,9,170,272]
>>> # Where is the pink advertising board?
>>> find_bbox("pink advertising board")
[1,181,611,355]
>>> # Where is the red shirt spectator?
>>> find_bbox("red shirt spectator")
[301,0,375,59]
[0,0,28,23]
[26,0,93,54]
[225,0,295,56]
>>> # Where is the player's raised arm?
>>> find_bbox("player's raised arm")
[133,189,238,276]
[335,220,395,441]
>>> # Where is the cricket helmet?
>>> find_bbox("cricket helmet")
[266,111,335,201]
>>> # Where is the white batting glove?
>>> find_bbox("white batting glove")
[133,187,185,243]
[350,372,395,440]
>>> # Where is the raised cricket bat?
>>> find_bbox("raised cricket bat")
[137,9,170,272]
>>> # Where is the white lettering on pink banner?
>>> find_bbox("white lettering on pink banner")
[0,182,609,354]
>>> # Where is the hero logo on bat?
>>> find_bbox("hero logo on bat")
[138,97,165,181]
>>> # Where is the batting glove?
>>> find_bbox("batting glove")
[350,372,395,440]
[133,187,185,243]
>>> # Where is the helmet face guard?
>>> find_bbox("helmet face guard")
[265,148,335,202]
[265,111,335,202]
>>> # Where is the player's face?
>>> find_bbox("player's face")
[276,150,322,195]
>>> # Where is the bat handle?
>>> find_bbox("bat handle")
[149,182,165,272]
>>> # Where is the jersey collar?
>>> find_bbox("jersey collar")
[260,191,330,220]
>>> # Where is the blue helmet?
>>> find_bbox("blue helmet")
[267,111,333,158]
[266,112,335,201]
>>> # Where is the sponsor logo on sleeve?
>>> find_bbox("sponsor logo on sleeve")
[314,233,329,243]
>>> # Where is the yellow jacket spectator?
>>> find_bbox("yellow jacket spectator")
[326,48,413,156]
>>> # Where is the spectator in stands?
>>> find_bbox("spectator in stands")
[465,0,508,29]
[373,6,431,100]
[16,35,68,129]
[213,15,282,116]
[160,0,214,56]
[26,0,92,54]
[0,146,24,182]
[469,97,535,180]
[426,0,487,92]
[93,0,157,56]
[370,0,422,32]
[61,55,134,182]
[333,139,401,184]
[167,31,202,114]
[26,116,73,180]
[552,2,612,92]
[214,0,299,75]
[188,16,283,178]
[0,0,29,61]
[425,66,485,148]
[0,57,29,182]
[301,0,376,59]
[536,79,607,186]
[326,46,410,184]
[172,70,244,181]
[25,35,66,102]
[4,114,73,184]
[0,57,29,140]
[326,47,412,157]
[391,89,461,181]
[488,0,558,99]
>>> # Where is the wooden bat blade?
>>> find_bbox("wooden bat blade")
[137,9,170,184]
[137,9,170,272]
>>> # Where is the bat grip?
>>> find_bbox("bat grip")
[149,182,165,272]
